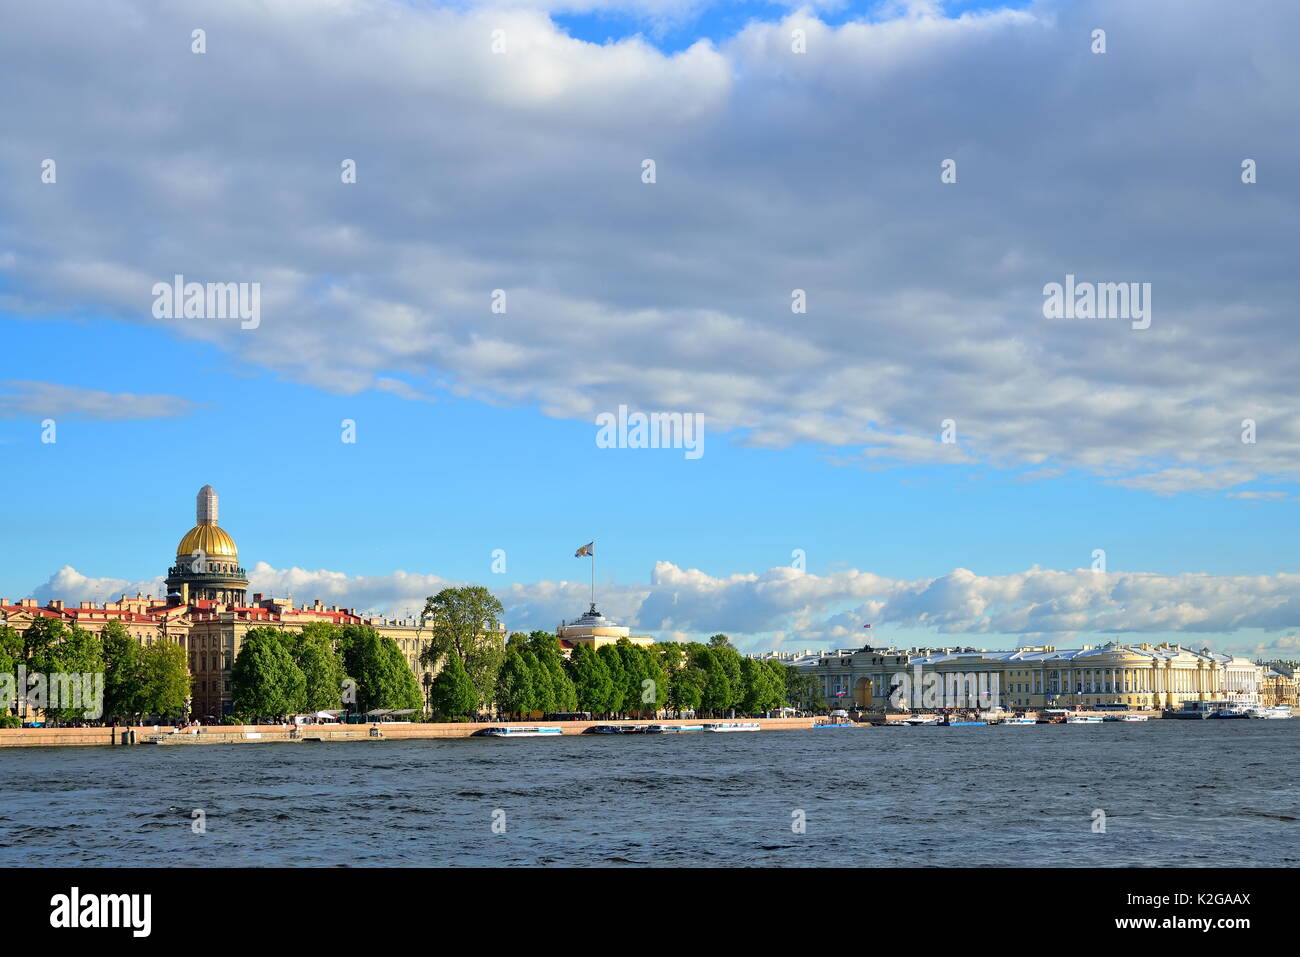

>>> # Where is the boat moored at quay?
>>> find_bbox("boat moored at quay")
[703,722,762,732]
[477,726,563,738]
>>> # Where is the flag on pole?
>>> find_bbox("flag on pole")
[863,623,872,630]
[575,542,594,558]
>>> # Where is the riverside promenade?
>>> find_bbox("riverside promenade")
[0,716,819,748]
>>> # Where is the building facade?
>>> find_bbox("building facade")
[799,642,1261,711]
[556,604,654,654]
[0,486,436,718]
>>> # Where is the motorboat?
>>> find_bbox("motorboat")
[702,722,762,732]
[478,726,562,738]
[1209,704,1252,719]
[1248,706,1293,719]
[901,714,940,726]
[1000,716,1037,725]
[1065,715,1103,724]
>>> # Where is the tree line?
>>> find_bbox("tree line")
[0,585,822,725]
[0,619,188,725]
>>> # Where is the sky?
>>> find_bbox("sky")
[1,0,1298,658]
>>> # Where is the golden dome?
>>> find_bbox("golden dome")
[176,524,239,559]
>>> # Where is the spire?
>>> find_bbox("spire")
[196,485,219,526]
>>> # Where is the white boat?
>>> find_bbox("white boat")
[645,724,705,733]
[1000,716,1037,725]
[1065,715,1103,724]
[702,722,762,732]
[1248,706,1293,719]
[901,715,940,726]
[1119,713,1149,722]
[1102,712,1149,722]
[1209,704,1252,719]
[479,726,562,738]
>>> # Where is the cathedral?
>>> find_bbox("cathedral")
[164,485,249,606]
[0,485,433,719]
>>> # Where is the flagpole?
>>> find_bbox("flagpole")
[591,541,596,610]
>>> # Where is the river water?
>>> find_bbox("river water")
[1,721,1296,866]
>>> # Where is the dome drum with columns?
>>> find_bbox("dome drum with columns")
[165,485,249,606]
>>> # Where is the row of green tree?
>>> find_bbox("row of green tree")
[0,619,189,724]
[416,588,805,719]
[229,622,422,720]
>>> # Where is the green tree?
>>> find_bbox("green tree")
[523,649,557,715]
[527,632,578,714]
[639,645,670,715]
[100,620,144,721]
[764,660,792,711]
[231,627,306,719]
[569,644,612,715]
[139,640,190,719]
[419,586,506,710]
[287,624,347,712]
[494,648,536,718]
[428,652,478,719]
[741,658,787,714]
[44,624,103,723]
[691,647,732,716]
[597,644,627,716]
[341,625,423,715]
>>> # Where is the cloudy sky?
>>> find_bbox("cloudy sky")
[2,0,1298,658]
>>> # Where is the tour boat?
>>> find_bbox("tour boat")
[814,720,855,729]
[478,726,562,738]
[1117,713,1149,722]
[702,722,762,732]
[1036,709,1070,724]
[587,725,628,735]
[901,714,940,726]
[1065,715,1103,724]
[1001,716,1037,725]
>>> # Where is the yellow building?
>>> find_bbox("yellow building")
[799,641,1260,711]
[1257,665,1297,707]
[0,485,442,719]
[556,604,655,655]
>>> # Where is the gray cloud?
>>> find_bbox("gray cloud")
[2,0,1298,492]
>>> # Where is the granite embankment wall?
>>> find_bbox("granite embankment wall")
[0,716,819,748]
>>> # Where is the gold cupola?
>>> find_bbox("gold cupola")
[176,485,239,558]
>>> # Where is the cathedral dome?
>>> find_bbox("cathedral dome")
[176,524,239,559]
[175,485,238,558]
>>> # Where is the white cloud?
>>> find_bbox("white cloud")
[24,558,1300,656]
[0,382,200,421]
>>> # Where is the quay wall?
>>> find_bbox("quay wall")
[0,716,818,748]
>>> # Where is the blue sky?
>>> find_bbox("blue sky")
[2,0,1298,656]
